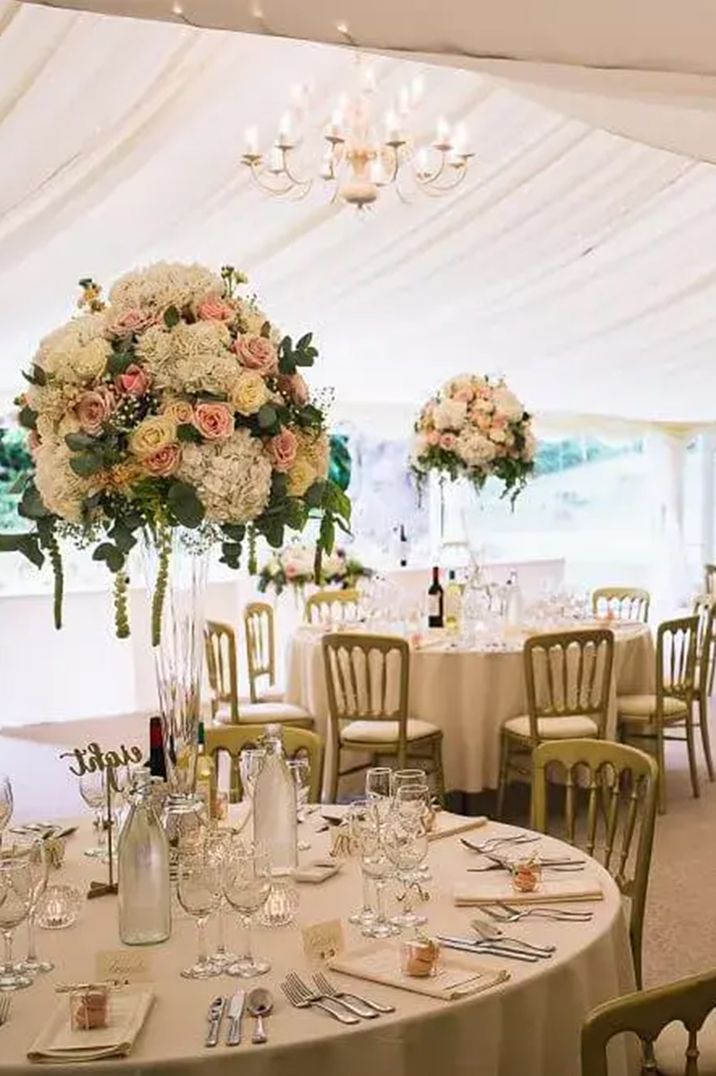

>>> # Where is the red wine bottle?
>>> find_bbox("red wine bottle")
[148,716,166,780]
[427,565,444,628]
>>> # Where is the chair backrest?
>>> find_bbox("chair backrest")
[305,589,360,626]
[204,620,238,723]
[322,631,409,743]
[523,629,615,744]
[244,602,277,703]
[656,615,698,704]
[532,738,657,989]
[582,967,716,1076]
[704,564,716,596]
[592,587,650,623]
[205,723,324,802]
[691,595,716,697]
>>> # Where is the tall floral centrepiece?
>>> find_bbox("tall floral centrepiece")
[2,261,350,810]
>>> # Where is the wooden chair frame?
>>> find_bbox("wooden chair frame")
[582,967,716,1076]
[532,738,657,989]
[244,601,279,704]
[692,595,716,781]
[205,723,324,803]
[305,588,360,626]
[592,587,650,624]
[204,620,239,724]
[322,632,444,802]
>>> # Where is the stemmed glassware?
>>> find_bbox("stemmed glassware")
[0,846,34,990]
[366,766,392,824]
[287,758,311,852]
[223,842,272,978]
[391,770,432,880]
[239,748,266,814]
[350,800,397,939]
[176,848,223,980]
[384,805,429,930]
[204,830,238,971]
[16,835,53,975]
[0,777,13,846]
[79,771,107,858]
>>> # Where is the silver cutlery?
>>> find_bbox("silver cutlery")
[0,996,10,1027]
[281,977,359,1024]
[205,996,226,1048]
[285,971,369,1020]
[436,935,540,963]
[482,903,593,923]
[247,988,272,1045]
[467,852,585,874]
[461,834,540,854]
[313,971,394,1016]
[226,989,245,1047]
[470,918,556,955]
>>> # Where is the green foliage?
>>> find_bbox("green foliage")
[167,480,205,528]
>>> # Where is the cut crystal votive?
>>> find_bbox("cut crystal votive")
[36,884,82,929]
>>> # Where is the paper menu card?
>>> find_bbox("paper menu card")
[329,942,509,1001]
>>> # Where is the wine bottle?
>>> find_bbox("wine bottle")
[445,569,462,632]
[427,565,444,628]
[118,768,171,945]
[253,724,298,875]
[398,523,409,567]
[195,721,216,820]
[147,716,166,781]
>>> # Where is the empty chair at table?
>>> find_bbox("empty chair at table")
[532,738,657,989]
[305,589,360,626]
[322,632,444,801]
[592,587,650,623]
[244,601,284,704]
[496,628,615,819]
[205,723,324,804]
[692,594,716,781]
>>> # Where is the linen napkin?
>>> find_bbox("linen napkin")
[329,941,509,1001]
[453,876,604,907]
[28,990,154,1064]
[428,814,488,843]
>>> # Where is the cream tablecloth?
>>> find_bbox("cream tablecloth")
[285,623,655,795]
[0,814,636,1076]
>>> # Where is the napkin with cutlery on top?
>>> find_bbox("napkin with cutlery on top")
[453,876,604,907]
[27,990,153,1064]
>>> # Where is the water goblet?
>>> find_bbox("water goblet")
[390,769,427,803]
[0,847,34,990]
[0,777,13,845]
[287,758,311,852]
[176,849,223,980]
[223,842,272,978]
[351,802,398,938]
[16,835,53,975]
[78,771,107,858]
[365,767,392,825]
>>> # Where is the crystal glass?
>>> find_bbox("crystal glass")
[350,801,398,939]
[0,847,34,990]
[79,771,108,858]
[36,884,81,930]
[239,749,266,803]
[176,849,222,979]
[384,817,429,929]
[16,835,53,975]
[287,758,311,852]
[394,782,432,880]
[223,843,272,978]
[259,877,299,927]
[365,767,392,825]
[204,830,238,970]
[0,777,13,844]
[347,800,375,928]
[390,769,427,802]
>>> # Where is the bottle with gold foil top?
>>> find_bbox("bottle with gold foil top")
[194,721,216,820]
[444,570,462,633]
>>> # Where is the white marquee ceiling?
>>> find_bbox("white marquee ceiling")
[3,1,716,425]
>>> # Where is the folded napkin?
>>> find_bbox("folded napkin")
[454,875,603,906]
[428,814,488,843]
[28,990,153,1064]
[329,942,509,1001]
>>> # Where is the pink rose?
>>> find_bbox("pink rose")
[197,297,235,322]
[107,309,156,338]
[75,386,114,435]
[266,428,298,473]
[453,388,473,403]
[143,443,181,477]
[116,364,151,397]
[233,334,278,375]
[440,432,457,451]
[193,402,234,441]
[285,564,299,580]
[474,413,491,433]
[277,373,309,406]
[426,430,440,446]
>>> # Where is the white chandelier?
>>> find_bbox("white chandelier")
[241,55,474,211]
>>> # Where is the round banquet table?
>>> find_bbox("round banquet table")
[285,621,655,797]
[1,812,637,1076]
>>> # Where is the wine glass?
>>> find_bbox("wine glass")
[347,800,375,929]
[390,769,427,803]
[204,830,238,971]
[365,767,392,825]
[0,778,13,845]
[350,801,398,939]
[239,749,266,803]
[0,847,34,990]
[384,816,429,930]
[78,771,107,858]
[176,850,223,980]
[16,836,53,976]
[223,842,272,978]
[287,758,311,852]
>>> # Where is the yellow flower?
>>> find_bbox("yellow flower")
[162,398,194,426]
[286,456,316,497]
[229,370,269,416]
[128,414,177,458]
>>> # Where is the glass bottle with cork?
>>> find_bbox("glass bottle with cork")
[427,565,444,629]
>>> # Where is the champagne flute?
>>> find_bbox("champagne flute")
[78,771,107,858]
[0,778,13,846]
[351,801,398,938]
[365,767,392,825]
[347,800,375,928]
[0,847,34,990]
[204,830,238,970]
[176,850,223,980]
[287,758,311,852]
[17,835,53,975]
[223,843,272,978]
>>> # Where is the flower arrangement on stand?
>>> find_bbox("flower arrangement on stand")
[257,543,372,598]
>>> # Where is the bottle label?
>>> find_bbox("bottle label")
[428,595,441,618]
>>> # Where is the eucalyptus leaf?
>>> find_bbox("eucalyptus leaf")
[164,305,180,328]
[69,453,104,478]
[167,480,205,528]
[177,423,203,443]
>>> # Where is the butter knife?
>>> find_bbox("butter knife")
[205,996,226,1048]
[226,990,245,1047]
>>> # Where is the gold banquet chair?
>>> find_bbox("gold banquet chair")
[582,967,716,1076]
[205,723,324,803]
[322,632,445,802]
[618,615,699,813]
[592,586,650,623]
[692,595,716,781]
[305,589,360,626]
[244,602,284,704]
[496,629,615,819]
[204,621,313,728]
[705,563,716,597]
[532,739,657,989]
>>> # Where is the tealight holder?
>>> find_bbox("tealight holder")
[36,884,82,929]
[258,879,299,927]
[401,936,440,978]
[510,855,542,894]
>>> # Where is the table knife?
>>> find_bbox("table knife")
[436,936,539,963]
[205,996,226,1048]
[438,931,552,959]
[226,990,245,1047]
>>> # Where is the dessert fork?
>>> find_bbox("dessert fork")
[281,975,359,1024]
[313,971,395,1014]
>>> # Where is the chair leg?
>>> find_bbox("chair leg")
[432,737,445,805]
[685,713,701,800]
[698,691,715,781]
[328,742,340,804]
[656,728,667,814]
[496,734,510,820]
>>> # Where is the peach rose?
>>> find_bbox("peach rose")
[193,401,234,441]
[233,334,278,375]
[128,414,177,457]
[266,428,298,473]
[426,429,440,446]
[75,386,114,435]
[162,399,194,426]
[453,387,474,403]
[440,432,457,451]
[107,308,156,337]
[116,363,151,396]
[143,443,181,477]
[277,373,309,406]
[197,297,235,322]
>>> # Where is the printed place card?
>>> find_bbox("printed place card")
[95,949,152,984]
[301,919,345,964]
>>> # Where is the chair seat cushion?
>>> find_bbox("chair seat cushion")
[503,714,599,739]
[617,694,688,723]
[341,719,440,744]
[654,1010,716,1075]
[238,702,313,726]
[257,686,285,704]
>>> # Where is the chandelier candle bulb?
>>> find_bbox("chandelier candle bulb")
[269,146,284,173]
[245,125,259,156]
[410,75,425,105]
[435,116,452,149]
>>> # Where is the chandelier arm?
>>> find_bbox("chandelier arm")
[280,147,312,188]
[416,167,468,197]
[247,165,300,198]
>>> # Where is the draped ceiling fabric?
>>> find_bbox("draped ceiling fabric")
[4,0,716,425]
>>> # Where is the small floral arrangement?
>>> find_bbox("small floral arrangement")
[411,373,535,500]
[0,262,350,639]
[257,544,372,597]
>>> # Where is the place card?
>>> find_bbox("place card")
[302,919,345,963]
[95,949,152,985]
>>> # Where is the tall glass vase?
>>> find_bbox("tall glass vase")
[142,529,209,843]
[436,476,474,575]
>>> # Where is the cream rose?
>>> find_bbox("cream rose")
[286,457,316,497]
[162,399,194,425]
[229,371,270,416]
[128,414,177,457]
[233,334,278,375]
[433,399,467,431]
[143,443,181,477]
[266,428,298,473]
[75,386,114,435]
[194,402,234,441]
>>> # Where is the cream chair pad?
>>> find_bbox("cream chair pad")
[503,714,600,739]
[617,694,688,721]
[341,718,439,744]
[655,1009,716,1075]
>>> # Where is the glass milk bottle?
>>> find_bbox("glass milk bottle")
[118,768,171,944]
[253,725,298,875]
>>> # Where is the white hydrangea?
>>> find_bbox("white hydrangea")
[36,314,111,383]
[34,437,94,522]
[138,321,240,396]
[433,398,468,431]
[108,262,223,313]
[456,429,497,468]
[177,428,272,523]
[492,385,525,422]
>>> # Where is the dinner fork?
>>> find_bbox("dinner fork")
[281,978,359,1025]
[0,996,11,1027]
[313,971,395,1015]
[286,971,373,1020]
[461,833,540,854]
[483,903,593,923]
